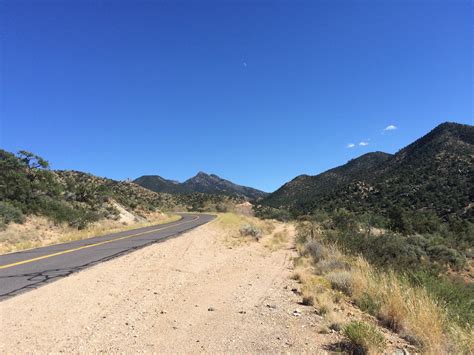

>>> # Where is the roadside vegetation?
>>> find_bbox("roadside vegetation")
[290,210,473,354]
[211,213,293,253]
[0,150,178,229]
[343,321,386,354]
[0,150,246,253]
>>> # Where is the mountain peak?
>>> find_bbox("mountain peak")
[393,121,474,165]
[135,172,267,200]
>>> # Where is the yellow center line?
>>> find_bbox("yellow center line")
[0,215,200,270]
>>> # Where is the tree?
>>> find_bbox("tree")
[17,150,49,169]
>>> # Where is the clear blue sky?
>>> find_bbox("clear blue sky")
[1,0,472,192]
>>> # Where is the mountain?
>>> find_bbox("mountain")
[134,172,267,200]
[260,122,474,221]
[182,172,267,200]
[133,175,186,195]
[262,151,392,209]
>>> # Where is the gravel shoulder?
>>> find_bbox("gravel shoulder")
[0,217,346,353]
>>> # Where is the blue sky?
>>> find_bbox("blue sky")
[1,0,472,192]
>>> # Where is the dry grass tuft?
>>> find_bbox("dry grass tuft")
[314,291,335,316]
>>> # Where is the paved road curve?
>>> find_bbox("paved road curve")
[0,213,215,300]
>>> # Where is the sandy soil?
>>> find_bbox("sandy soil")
[0,218,408,353]
[0,220,336,353]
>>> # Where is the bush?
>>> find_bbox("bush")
[343,321,386,354]
[304,240,325,262]
[239,224,262,241]
[326,270,353,295]
[215,202,228,212]
[426,245,466,270]
[0,201,25,225]
[356,292,381,316]
[332,209,358,233]
[253,205,292,221]
[316,259,350,274]
[35,198,100,229]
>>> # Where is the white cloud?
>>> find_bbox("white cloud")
[359,141,369,146]
[384,124,397,131]
[347,143,355,148]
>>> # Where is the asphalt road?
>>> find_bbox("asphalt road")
[0,213,215,301]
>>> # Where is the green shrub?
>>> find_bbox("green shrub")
[332,208,358,233]
[343,321,386,354]
[253,205,292,221]
[34,197,100,229]
[356,292,381,316]
[426,245,466,270]
[0,201,25,225]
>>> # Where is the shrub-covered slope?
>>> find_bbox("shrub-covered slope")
[0,150,181,229]
[260,122,474,224]
[262,151,392,210]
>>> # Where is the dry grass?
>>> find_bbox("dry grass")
[213,213,278,247]
[448,324,474,354]
[292,256,348,333]
[348,258,448,352]
[264,228,290,251]
[0,213,181,254]
[314,291,335,316]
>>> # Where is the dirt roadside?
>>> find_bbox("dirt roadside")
[0,218,339,353]
[0,217,407,353]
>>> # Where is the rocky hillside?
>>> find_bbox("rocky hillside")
[260,122,474,223]
[0,150,241,230]
[135,172,267,200]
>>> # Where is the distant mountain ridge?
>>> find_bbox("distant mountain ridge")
[260,122,474,221]
[133,175,185,195]
[134,172,267,200]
